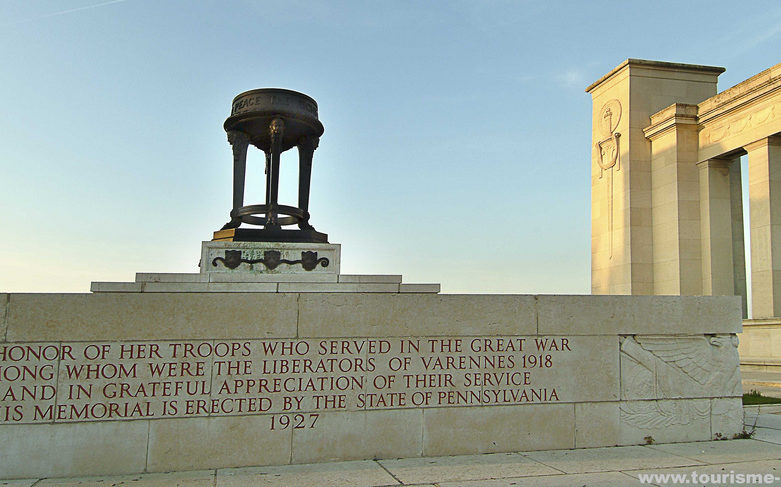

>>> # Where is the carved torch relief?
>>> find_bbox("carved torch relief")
[594,99,622,258]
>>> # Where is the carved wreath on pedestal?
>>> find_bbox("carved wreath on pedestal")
[212,250,329,271]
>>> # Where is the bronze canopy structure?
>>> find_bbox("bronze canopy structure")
[215,88,327,243]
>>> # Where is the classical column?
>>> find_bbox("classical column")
[265,118,285,230]
[222,130,250,229]
[699,158,743,301]
[297,135,319,230]
[729,160,748,318]
[747,136,781,318]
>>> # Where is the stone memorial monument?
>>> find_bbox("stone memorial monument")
[88,89,438,293]
[0,83,744,480]
[205,88,342,289]
[587,59,781,370]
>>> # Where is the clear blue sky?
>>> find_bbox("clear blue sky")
[1,0,780,293]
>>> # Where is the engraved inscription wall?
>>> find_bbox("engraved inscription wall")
[0,336,607,427]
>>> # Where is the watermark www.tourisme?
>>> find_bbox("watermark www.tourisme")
[638,471,780,485]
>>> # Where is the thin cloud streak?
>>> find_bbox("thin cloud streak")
[3,0,128,26]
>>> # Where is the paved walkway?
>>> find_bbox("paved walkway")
[4,407,781,487]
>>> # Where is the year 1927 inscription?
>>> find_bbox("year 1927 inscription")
[0,337,576,427]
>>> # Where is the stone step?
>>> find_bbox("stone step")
[91,280,440,294]
[134,272,404,284]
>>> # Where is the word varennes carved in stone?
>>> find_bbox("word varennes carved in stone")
[0,337,577,425]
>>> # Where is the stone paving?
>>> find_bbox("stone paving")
[5,411,781,487]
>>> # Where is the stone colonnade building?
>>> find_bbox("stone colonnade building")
[588,59,781,367]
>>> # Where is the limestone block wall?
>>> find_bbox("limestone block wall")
[0,293,742,479]
[738,318,781,369]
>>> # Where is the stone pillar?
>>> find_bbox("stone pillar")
[644,104,701,295]
[699,158,742,300]
[729,160,748,318]
[747,136,781,318]
[587,59,724,295]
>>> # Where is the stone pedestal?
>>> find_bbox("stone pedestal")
[202,241,340,276]
[90,241,440,294]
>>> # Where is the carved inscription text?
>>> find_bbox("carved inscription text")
[0,336,578,426]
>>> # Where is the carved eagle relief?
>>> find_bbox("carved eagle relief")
[619,334,741,429]
[621,335,740,393]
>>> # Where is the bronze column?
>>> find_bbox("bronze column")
[297,135,319,230]
[264,150,272,216]
[222,130,249,230]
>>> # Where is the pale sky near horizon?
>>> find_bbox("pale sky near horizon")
[1,1,780,294]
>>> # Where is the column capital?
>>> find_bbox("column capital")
[298,135,320,152]
[227,130,250,147]
[696,157,736,169]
